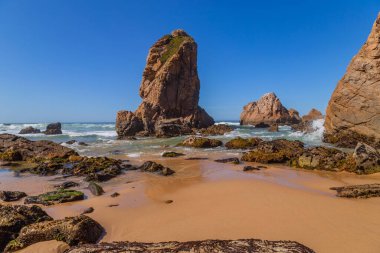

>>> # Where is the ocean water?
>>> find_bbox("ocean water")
[0,120,326,157]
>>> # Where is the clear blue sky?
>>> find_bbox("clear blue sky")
[0,0,379,123]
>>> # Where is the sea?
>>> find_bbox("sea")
[0,120,327,159]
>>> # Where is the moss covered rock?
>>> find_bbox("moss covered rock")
[139,161,175,176]
[225,137,262,149]
[162,151,185,158]
[24,189,84,206]
[178,136,222,148]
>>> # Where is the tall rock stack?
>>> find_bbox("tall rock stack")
[240,92,301,126]
[324,13,380,148]
[116,30,214,138]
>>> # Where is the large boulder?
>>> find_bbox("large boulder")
[241,139,304,163]
[116,29,214,138]
[0,191,27,202]
[225,137,263,149]
[66,239,315,253]
[0,134,77,161]
[4,215,104,252]
[18,127,41,134]
[324,13,380,148]
[178,136,223,148]
[199,124,233,136]
[240,93,301,126]
[44,122,62,135]
[352,142,380,174]
[0,205,52,252]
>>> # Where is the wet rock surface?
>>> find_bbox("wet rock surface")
[18,127,41,134]
[225,137,263,149]
[243,165,266,171]
[352,142,380,174]
[241,139,304,163]
[0,134,76,161]
[0,205,52,251]
[66,239,315,253]
[330,184,380,198]
[24,189,84,206]
[179,136,223,148]
[139,161,175,176]
[88,182,105,196]
[162,151,185,157]
[199,124,233,136]
[43,122,62,135]
[214,157,240,164]
[0,191,27,202]
[5,215,104,252]
[53,181,80,189]
[116,29,214,138]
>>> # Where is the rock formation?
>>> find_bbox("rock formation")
[324,13,380,148]
[66,239,315,253]
[302,108,323,122]
[240,93,301,126]
[44,122,62,135]
[116,29,214,138]
[18,127,41,134]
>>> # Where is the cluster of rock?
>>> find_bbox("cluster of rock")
[330,184,380,199]
[18,122,62,135]
[291,108,323,132]
[66,239,314,253]
[0,205,103,252]
[240,93,301,127]
[324,13,380,148]
[116,30,214,139]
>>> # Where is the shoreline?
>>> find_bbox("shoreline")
[1,155,380,253]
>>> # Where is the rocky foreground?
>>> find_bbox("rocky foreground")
[66,239,315,253]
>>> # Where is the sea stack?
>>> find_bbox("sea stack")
[324,13,380,148]
[116,29,214,138]
[240,92,301,126]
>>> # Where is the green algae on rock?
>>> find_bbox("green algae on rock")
[178,136,222,148]
[24,189,84,206]
[225,137,262,149]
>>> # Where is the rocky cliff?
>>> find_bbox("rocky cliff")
[116,29,214,138]
[324,13,380,148]
[240,93,301,125]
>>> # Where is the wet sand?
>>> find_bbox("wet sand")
[1,155,380,253]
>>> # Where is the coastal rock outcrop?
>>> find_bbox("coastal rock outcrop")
[66,239,315,253]
[198,124,233,136]
[44,122,62,135]
[240,93,301,126]
[0,191,27,202]
[178,136,223,148]
[0,205,52,251]
[324,13,380,148]
[5,215,104,252]
[225,137,263,149]
[330,184,380,198]
[352,142,380,174]
[0,134,76,161]
[18,127,41,134]
[24,189,84,206]
[302,109,323,122]
[116,29,214,138]
[138,161,175,176]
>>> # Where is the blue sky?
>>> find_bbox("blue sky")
[0,0,379,123]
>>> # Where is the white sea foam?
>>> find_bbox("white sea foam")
[127,152,142,158]
[215,121,240,126]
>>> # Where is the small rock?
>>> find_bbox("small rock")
[185,157,208,160]
[88,182,105,196]
[53,181,79,189]
[139,161,175,176]
[0,190,27,202]
[178,136,223,148]
[82,207,94,214]
[268,124,279,132]
[199,124,233,136]
[162,151,185,158]
[78,142,89,146]
[214,157,240,164]
[243,166,261,171]
[165,200,173,204]
[111,192,120,198]
[108,204,119,207]
[66,140,77,145]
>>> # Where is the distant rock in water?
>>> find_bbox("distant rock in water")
[66,239,315,253]
[292,108,323,133]
[240,93,301,126]
[19,126,41,134]
[324,13,380,148]
[44,122,62,135]
[116,29,214,138]
[302,108,323,122]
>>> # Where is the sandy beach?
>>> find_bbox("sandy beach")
[1,154,379,253]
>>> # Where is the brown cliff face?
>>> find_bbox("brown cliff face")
[240,93,301,125]
[116,30,214,138]
[324,13,380,148]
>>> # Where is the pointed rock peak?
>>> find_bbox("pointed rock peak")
[261,92,277,99]
[171,29,189,37]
